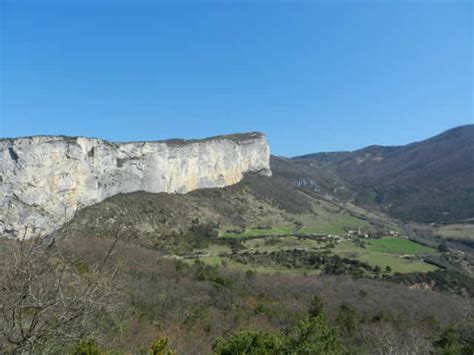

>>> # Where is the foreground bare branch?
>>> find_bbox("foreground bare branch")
[0,234,122,354]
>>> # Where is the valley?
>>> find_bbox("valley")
[2,1,473,352]
[179,233,439,275]
[1,126,473,354]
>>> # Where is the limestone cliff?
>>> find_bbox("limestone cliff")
[0,132,271,238]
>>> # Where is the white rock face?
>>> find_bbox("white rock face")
[0,132,271,238]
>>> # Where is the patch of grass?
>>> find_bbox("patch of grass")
[192,255,224,266]
[334,241,366,254]
[357,253,438,274]
[243,236,324,252]
[188,236,438,276]
[366,237,436,255]
[298,212,370,235]
[193,243,233,255]
[191,236,438,275]
[334,240,438,274]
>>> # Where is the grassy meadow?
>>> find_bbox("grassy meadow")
[366,237,436,255]
[189,233,438,275]
[334,237,438,274]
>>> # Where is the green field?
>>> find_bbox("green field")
[243,235,324,252]
[334,238,438,274]
[191,235,438,275]
[297,212,370,235]
[366,237,436,255]
[357,253,437,273]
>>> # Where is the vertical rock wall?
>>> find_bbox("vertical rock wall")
[0,132,271,238]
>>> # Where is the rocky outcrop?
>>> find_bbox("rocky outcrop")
[0,132,271,238]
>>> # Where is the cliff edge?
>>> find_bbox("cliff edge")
[0,132,271,238]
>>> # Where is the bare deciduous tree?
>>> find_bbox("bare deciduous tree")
[0,232,121,354]
[359,321,434,355]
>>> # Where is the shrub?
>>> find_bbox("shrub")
[213,314,345,354]
[308,295,325,318]
[438,243,449,253]
[246,269,256,279]
[213,330,285,354]
[335,303,358,336]
[70,339,105,355]
[286,314,346,354]
[433,325,474,355]
[150,336,176,355]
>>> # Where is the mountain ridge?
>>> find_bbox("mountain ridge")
[290,124,474,223]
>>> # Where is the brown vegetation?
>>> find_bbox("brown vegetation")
[3,235,470,353]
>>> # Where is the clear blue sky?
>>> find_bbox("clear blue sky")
[1,0,472,156]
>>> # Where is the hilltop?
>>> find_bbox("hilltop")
[291,125,474,223]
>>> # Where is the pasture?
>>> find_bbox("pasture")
[334,238,438,274]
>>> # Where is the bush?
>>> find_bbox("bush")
[213,330,285,354]
[70,339,105,355]
[438,243,449,253]
[433,326,474,355]
[213,315,345,355]
[308,295,325,318]
[335,303,358,336]
[150,336,175,355]
[286,314,346,354]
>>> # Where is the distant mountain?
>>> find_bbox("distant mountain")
[292,125,474,223]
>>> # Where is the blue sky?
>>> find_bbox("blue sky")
[1,0,472,156]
